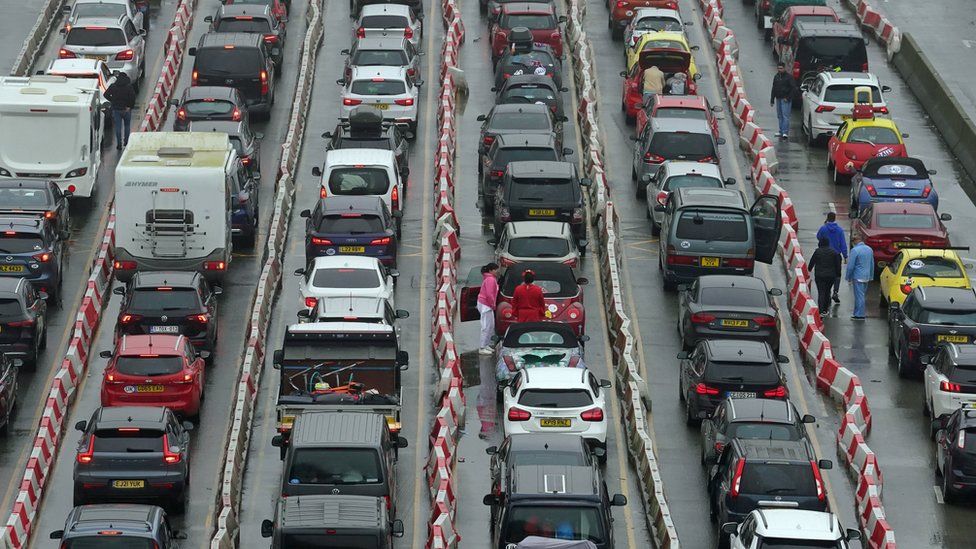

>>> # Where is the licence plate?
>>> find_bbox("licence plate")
[87,55,107,62]
[720,319,749,328]
[112,480,145,489]
[0,265,24,273]
[373,103,389,110]
[528,209,556,217]
[136,385,164,393]
[339,246,366,253]
[726,391,755,399]
[937,334,970,343]
[894,242,915,249]
[149,325,180,334]
[539,418,571,428]
[701,257,720,267]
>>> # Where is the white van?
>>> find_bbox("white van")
[0,75,105,198]
[114,132,238,282]
[312,148,404,236]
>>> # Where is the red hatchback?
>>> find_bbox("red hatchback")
[771,6,839,57]
[608,0,678,40]
[620,49,698,120]
[851,202,951,267]
[99,335,207,419]
[491,3,566,62]
[636,94,720,139]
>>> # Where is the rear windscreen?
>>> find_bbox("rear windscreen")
[351,80,406,95]
[508,237,570,258]
[0,235,43,254]
[662,175,723,192]
[756,539,841,548]
[635,17,682,32]
[704,361,780,385]
[490,112,550,130]
[918,309,976,325]
[318,214,386,233]
[495,148,558,165]
[847,126,900,145]
[279,534,379,549]
[503,505,606,544]
[361,14,409,28]
[875,213,934,229]
[311,267,380,288]
[352,49,408,66]
[0,299,23,317]
[500,14,556,29]
[66,27,126,47]
[115,356,184,376]
[649,132,715,160]
[510,177,576,203]
[327,167,391,196]
[92,429,164,452]
[502,86,556,102]
[699,288,767,308]
[337,138,390,149]
[215,17,272,33]
[740,462,817,496]
[654,107,708,122]
[128,288,201,313]
[183,99,236,116]
[902,257,963,278]
[675,211,748,241]
[949,365,976,384]
[726,422,802,442]
[288,448,383,484]
[65,539,155,549]
[518,389,593,408]
[800,37,866,62]
[195,48,262,75]
[505,329,572,347]
[822,84,882,103]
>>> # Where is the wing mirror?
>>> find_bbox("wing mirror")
[802,414,816,423]
[396,436,409,449]
[818,459,833,470]
[619,70,628,77]
[397,350,410,368]
[579,177,592,187]
[483,494,500,506]
[198,351,211,361]
[396,309,410,319]
[641,174,652,183]
[204,15,213,23]
[768,288,783,296]
[721,522,738,535]
[293,268,305,276]
[940,213,952,221]
[296,309,311,320]
[881,85,892,92]
[599,378,612,389]
[576,277,589,285]
[99,350,112,359]
[299,209,311,218]
[716,137,726,145]
[476,114,487,121]
[50,530,65,539]
[273,349,283,369]
[188,47,197,56]
[311,166,322,177]
[592,446,606,459]
[336,78,346,86]
[321,131,333,139]
[340,48,350,55]
[777,355,790,364]
[392,519,405,538]
[485,445,498,455]
[610,494,627,506]
[693,73,702,81]
[563,147,574,156]
[74,420,87,432]
[846,529,862,541]
[901,132,910,138]
[724,177,736,186]
[260,520,274,538]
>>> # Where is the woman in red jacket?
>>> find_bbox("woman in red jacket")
[511,270,546,322]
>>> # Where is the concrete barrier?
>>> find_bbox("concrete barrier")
[8,0,66,76]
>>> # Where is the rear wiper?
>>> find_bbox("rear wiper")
[766,487,797,494]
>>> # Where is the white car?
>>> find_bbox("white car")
[924,344,976,422]
[624,7,686,48]
[491,221,583,268]
[312,148,405,225]
[724,509,861,549]
[338,66,421,133]
[45,58,115,95]
[800,71,891,145]
[58,14,146,85]
[502,367,610,459]
[644,161,734,234]
[296,256,397,313]
[354,3,423,49]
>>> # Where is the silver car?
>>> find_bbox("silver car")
[493,321,588,386]
[62,0,146,33]
[58,15,146,85]
[341,36,422,82]
[490,221,582,268]
[644,161,735,234]
[354,3,423,49]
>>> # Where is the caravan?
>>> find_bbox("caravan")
[114,132,246,282]
[0,75,105,198]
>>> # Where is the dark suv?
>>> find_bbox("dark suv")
[189,32,276,117]
[51,504,185,548]
[206,4,285,65]
[493,161,589,248]
[888,287,976,377]
[0,215,68,301]
[934,405,976,503]
[324,106,410,179]
[700,397,815,467]
[477,104,564,166]
[479,133,571,211]
[0,277,48,370]
[778,21,868,98]
[300,196,399,266]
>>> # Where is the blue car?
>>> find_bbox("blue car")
[300,196,400,268]
[850,157,938,217]
[0,216,66,301]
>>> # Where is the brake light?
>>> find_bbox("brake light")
[76,437,94,463]
[370,237,392,245]
[311,237,332,245]
[691,313,715,324]
[730,459,745,497]
[176,108,187,121]
[260,70,269,95]
[499,303,514,319]
[403,27,413,39]
[305,297,318,309]
[562,258,578,267]
[241,155,252,166]
[406,68,416,77]
[811,461,825,501]
[59,48,76,59]
[114,260,137,270]
[162,434,181,464]
[232,108,242,121]
[490,170,504,178]
[763,385,787,398]
[861,62,868,72]
[44,210,56,219]
[615,0,627,7]
[874,106,889,114]
[698,156,715,163]
[115,49,134,61]
[865,184,877,196]
[204,261,226,271]
[32,252,51,262]
[724,258,754,269]
[900,283,913,295]
[568,355,581,368]
[753,315,776,327]
[188,314,208,323]
[483,135,495,147]
[503,355,517,372]
[391,185,399,211]
[356,26,365,38]
[643,152,665,163]
[192,70,198,86]
[695,383,720,395]
[714,441,725,453]
[549,31,560,41]
[815,105,835,113]
[320,186,328,198]
[394,98,414,106]
[922,186,932,198]
[119,314,142,324]
[941,380,962,393]
[343,98,363,106]
[656,191,669,206]
[792,61,800,80]
[264,34,278,44]
[6,319,34,327]
[581,408,604,421]
[908,326,921,347]
[508,407,531,421]
[666,253,697,266]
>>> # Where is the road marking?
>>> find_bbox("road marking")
[934,484,944,504]
[964,40,975,49]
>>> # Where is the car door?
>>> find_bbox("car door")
[459,266,483,322]
[924,348,944,406]
[750,194,783,264]
[0,355,15,418]
[801,73,822,121]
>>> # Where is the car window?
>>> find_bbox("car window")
[490,112,551,131]
[288,448,383,484]
[757,538,842,548]
[502,87,557,103]
[648,132,715,160]
[351,79,406,95]
[0,233,44,253]
[635,17,681,32]
[215,17,272,33]
[63,539,155,549]
[124,20,138,39]
[875,213,935,229]
[494,148,559,165]
[509,177,576,202]
[361,14,409,28]
[128,288,202,312]
[509,449,586,466]
[663,175,723,192]
[902,257,963,279]
[503,505,606,544]
[918,309,976,326]
[508,237,570,258]
[327,167,391,195]
[500,13,556,29]
[654,107,708,122]
[740,462,816,495]
[823,84,881,103]
[699,288,768,308]
[115,356,184,376]
[92,428,165,452]
[318,214,386,233]
[312,267,380,288]
[902,294,921,321]
[946,364,976,384]
[703,361,780,384]
[519,389,593,408]
[727,422,801,441]
[196,48,261,74]
[183,99,237,116]
[674,210,749,241]
[500,270,576,297]
[66,27,126,47]
[848,126,900,145]
[73,3,127,19]
[352,49,408,66]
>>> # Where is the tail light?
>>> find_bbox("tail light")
[264,34,278,44]
[900,283,913,295]
[865,184,877,196]
[549,31,560,42]
[502,73,511,80]
[232,108,242,121]
[814,105,835,113]
[572,207,583,222]
[908,326,921,347]
[580,408,604,421]
[499,256,515,267]
[383,495,391,510]
[499,303,514,319]
[44,210,56,220]
[958,429,967,449]
[162,434,181,464]
[752,315,776,327]
[6,319,34,327]
[763,385,787,398]
[792,61,800,80]
[656,191,669,206]
[503,355,517,372]
[941,380,962,393]
[394,98,414,106]
[714,441,725,454]
[343,98,362,106]
[666,245,697,265]
[861,62,868,72]
[311,237,332,245]
[403,27,413,39]
[176,373,194,384]
[204,261,226,271]
[260,70,269,95]
[192,70,198,85]
[724,258,754,269]
[391,185,399,211]
[304,297,318,309]
[176,108,187,121]
[320,186,328,198]
[76,437,94,464]
[357,27,365,38]
[187,314,208,324]
[615,0,627,7]
[406,68,416,77]
[241,155,252,166]
[507,407,531,421]
[483,135,495,147]
[59,48,76,59]
[874,106,889,114]
[643,152,665,163]
[695,383,720,395]
[567,355,581,368]
[490,170,504,179]
[567,302,584,320]
[665,1,677,8]
[370,237,392,245]
[119,314,142,324]
[922,186,932,198]
[730,459,746,497]
[691,313,715,324]
[32,252,51,262]
[810,461,825,501]
[114,260,137,270]
[115,49,134,61]
[498,206,511,222]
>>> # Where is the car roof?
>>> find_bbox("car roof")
[752,509,841,540]
[217,4,272,17]
[510,464,599,498]
[698,274,767,291]
[354,36,409,50]
[46,58,104,72]
[319,195,388,215]
[187,120,246,135]
[653,95,707,109]
[70,16,126,29]
[93,406,169,428]
[820,71,880,84]
[506,220,572,238]
[507,433,588,452]
[279,495,384,530]
[649,116,712,134]
[310,255,383,270]
[501,2,555,13]
[522,367,587,387]
[360,3,412,16]
[349,65,408,80]
[507,160,574,178]
[704,339,774,363]
[674,187,746,209]
[734,438,812,461]
[117,334,187,356]
[491,103,551,116]
[199,31,264,48]
[495,133,557,148]
[793,20,862,37]
[869,202,937,216]
[915,287,976,310]
[131,270,200,288]
[898,248,962,261]
[67,504,159,534]
[183,85,240,100]
[291,411,387,447]
[661,161,723,178]
[324,147,395,166]
[725,398,796,424]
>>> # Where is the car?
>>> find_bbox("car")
[300,196,399,266]
[888,287,976,377]
[59,15,146,86]
[354,4,422,49]
[700,397,815,467]
[485,434,602,507]
[490,4,566,61]
[485,0,544,29]
[228,160,260,247]
[779,21,868,93]
[632,118,724,196]
[677,275,783,353]
[878,247,971,308]
[337,66,422,133]
[296,255,397,313]
[678,339,789,425]
[636,94,721,141]
[800,71,890,145]
[493,74,567,119]
[188,119,264,175]
[493,321,588,385]
[312,148,405,227]
[479,133,569,211]
[352,0,422,18]
[477,104,564,167]
[644,161,735,234]
[460,261,587,336]
[851,202,950,269]
[341,36,421,82]
[62,0,147,34]
[206,4,285,66]
[771,5,840,57]
[114,271,221,358]
[169,86,248,132]
[0,179,71,234]
[44,58,115,95]
[623,7,686,47]
[300,295,407,334]
[323,106,410,178]
[222,0,288,22]
[492,36,563,88]
[261,494,404,548]
[0,278,47,370]
[827,110,908,184]
[610,0,678,39]
[99,335,208,419]
[933,405,976,503]
[850,157,938,216]
[189,33,277,117]
[723,509,861,549]
[0,353,18,435]
[492,161,589,247]
[924,343,976,428]
[620,36,700,120]
[50,504,185,548]
[0,215,68,301]
[73,407,193,511]
[491,221,582,268]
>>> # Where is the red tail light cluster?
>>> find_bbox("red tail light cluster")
[192,70,199,86]
[120,314,142,324]
[695,383,719,395]
[260,70,269,96]
[264,34,278,44]
[810,461,825,501]
[391,185,400,211]
[59,48,76,59]
[403,27,413,39]
[204,261,226,271]
[503,355,517,372]
[815,105,835,113]
[752,315,776,327]
[33,252,51,262]
[730,459,746,497]
[490,170,505,179]
[311,237,332,245]
[643,152,665,163]
[356,27,365,38]
[343,97,363,106]
[483,135,495,147]
[691,313,715,324]
[864,184,877,196]
[114,260,137,270]
[908,326,921,346]
[304,297,318,309]
[941,380,963,393]
[176,108,187,121]
[922,186,932,198]
[394,98,414,106]
[508,407,531,421]
[580,408,604,421]
[792,61,800,80]
[763,385,787,398]
[162,434,181,464]
[371,237,392,245]
[76,437,94,464]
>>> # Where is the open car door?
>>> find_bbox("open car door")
[459,266,483,322]
[751,194,783,264]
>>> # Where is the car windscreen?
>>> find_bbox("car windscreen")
[740,462,817,496]
[699,288,768,308]
[0,299,23,318]
[72,4,127,19]
[115,356,185,376]
[92,428,164,452]
[495,147,558,165]
[727,422,802,442]
[635,17,682,32]
[902,257,963,279]
[875,213,935,229]
[918,309,976,326]
[280,534,380,549]
[490,112,551,131]
[351,79,406,95]
[503,505,606,544]
[662,175,723,192]
[649,132,715,160]
[65,539,155,549]
[822,84,882,104]
[311,267,380,288]
[127,288,201,313]
[675,211,749,242]
[502,86,556,102]
[848,126,900,145]
[509,177,576,203]
[508,237,570,259]
[500,14,556,29]
[703,361,780,384]
[800,37,867,64]
[66,27,126,47]
[506,329,572,347]
[183,99,236,116]
[0,234,44,254]
[287,448,383,484]
[518,389,593,408]
[215,17,272,33]
[318,214,386,233]
[361,14,409,28]
[756,539,842,548]
[501,269,577,297]
[327,167,391,196]
[352,49,408,66]
[654,107,708,122]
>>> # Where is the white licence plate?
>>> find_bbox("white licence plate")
[726,391,755,399]
[150,325,180,334]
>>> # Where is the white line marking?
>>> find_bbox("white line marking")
[934,484,945,504]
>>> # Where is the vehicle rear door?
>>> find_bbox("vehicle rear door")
[750,194,782,264]
[459,266,483,322]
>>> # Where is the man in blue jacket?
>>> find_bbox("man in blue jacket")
[816,212,848,303]
[845,234,874,320]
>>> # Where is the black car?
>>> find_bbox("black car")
[493,161,588,246]
[189,33,277,117]
[677,339,789,425]
[0,179,71,234]
[169,85,249,132]
[301,196,399,267]
[479,133,570,213]
[188,119,263,174]
[324,106,410,179]
[888,287,976,378]
[206,4,285,65]
[114,272,221,358]
[0,215,68,301]
[486,434,602,504]
[493,37,562,88]
[0,353,18,435]
[477,103,564,165]
[678,275,783,354]
[73,407,193,512]
[700,397,815,467]
[493,74,567,119]
[708,438,832,532]
[934,405,976,503]
[51,504,186,548]
[0,278,47,370]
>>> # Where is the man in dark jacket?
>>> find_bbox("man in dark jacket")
[816,212,847,303]
[103,72,136,150]
[808,237,842,315]
[769,62,796,139]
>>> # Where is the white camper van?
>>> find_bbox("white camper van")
[114,132,236,282]
[0,75,104,198]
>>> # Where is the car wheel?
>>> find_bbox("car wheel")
[677,376,685,402]
[631,166,637,182]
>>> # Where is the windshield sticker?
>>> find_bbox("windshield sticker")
[907,259,925,269]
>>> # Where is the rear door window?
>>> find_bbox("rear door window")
[327,167,391,195]
[351,79,406,95]
[674,210,748,241]
[801,37,866,63]
[500,13,556,29]
[196,48,261,75]
[92,429,164,452]
[215,17,273,33]
[183,99,236,116]
[318,214,386,233]
[128,288,202,312]
[66,27,126,47]
[740,463,816,496]
[311,267,380,288]
[288,448,383,484]
[703,361,780,385]
[518,389,593,408]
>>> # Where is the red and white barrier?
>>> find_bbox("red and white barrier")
[844,0,901,57]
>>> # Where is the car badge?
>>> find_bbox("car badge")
[332,488,340,495]
[893,181,906,188]
[161,315,168,322]
[145,379,152,383]
[225,79,234,85]
[774,495,783,501]
[950,330,958,334]
[889,165,903,174]
[326,248,337,255]
[123,385,135,394]
[4,257,10,262]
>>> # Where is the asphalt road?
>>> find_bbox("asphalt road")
[0,0,53,74]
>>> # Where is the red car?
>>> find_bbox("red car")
[491,3,565,62]
[771,6,838,57]
[223,0,288,22]
[460,262,587,336]
[851,202,951,267]
[827,112,908,184]
[636,94,720,139]
[608,0,678,40]
[620,48,698,120]
[99,335,207,419]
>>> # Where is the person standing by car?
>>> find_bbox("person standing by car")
[816,212,848,303]
[103,72,136,150]
[642,65,665,104]
[512,270,546,322]
[769,62,796,139]
[477,262,500,355]
[808,237,842,316]
[845,234,874,320]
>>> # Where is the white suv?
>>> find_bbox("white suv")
[312,148,405,231]
[724,509,861,549]
[338,66,422,133]
[295,256,397,314]
[502,367,610,460]
[58,15,146,86]
[354,4,423,49]
[800,71,890,145]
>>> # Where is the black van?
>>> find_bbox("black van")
[188,33,276,117]
[261,494,404,548]
[778,21,868,98]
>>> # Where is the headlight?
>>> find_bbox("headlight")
[66,168,88,178]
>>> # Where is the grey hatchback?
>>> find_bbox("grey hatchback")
[51,504,186,548]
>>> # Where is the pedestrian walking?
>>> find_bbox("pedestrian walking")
[642,65,665,105]
[807,237,842,315]
[816,212,848,303]
[769,62,796,139]
[845,234,875,320]
[476,262,499,355]
[511,269,546,322]
[103,72,136,150]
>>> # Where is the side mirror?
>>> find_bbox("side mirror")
[610,494,627,506]
[497,378,510,388]
[846,529,861,541]
[676,351,689,360]
[724,177,736,186]
[321,131,333,139]
[881,85,892,92]
[928,169,937,175]
[578,239,588,249]
[561,87,569,92]
[563,147,574,156]
[188,47,197,56]
[272,349,284,369]
[592,446,606,458]
[693,73,702,81]
[485,445,498,455]
[619,70,627,77]
[490,87,497,92]
[392,519,405,538]
[173,531,188,540]
[676,284,689,292]
[139,28,147,36]
[818,459,833,470]
[941,213,952,221]
[113,286,126,295]
[901,133,910,138]
[75,420,87,432]
[802,414,816,424]
[336,78,346,86]
[641,174,652,183]
[576,277,589,285]
[389,269,400,278]
[182,420,194,431]
[397,350,410,366]
[768,288,783,296]
[721,522,738,535]
[340,48,350,55]
[311,166,322,177]
[390,210,404,219]
[711,105,723,113]
[690,45,700,51]
[599,379,612,389]
[296,309,311,320]
[294,268,305,276]
[483,494,499,506]
[716,137,726,145]
[260,519,273,538]
[61,5,71,14]
[558,15,567,23]
[579,335,591,343]
[579,177,592,187]
[396,309,410,319]
[415,80,424,87]
[99,350,113,359]
[476,114,487,121]
[300,209,311,218]
[212,286,223,296]
[396,436,409,449]
[777,355,790,364]
[271,434,283,447]
[50,530,65,539]
[169,98,180,107]
[204,15,213,22]
[198,351,211,361]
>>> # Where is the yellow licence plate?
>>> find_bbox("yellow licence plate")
[528,209,556,217]
[112,480,145,489]
[373,103,389,110]
[937,334,970,343]
[339,246,366,253]
[720,319,749,328]
[0,265,25,273]
[701,257,720,267]
[539,418,571,428]
[894,242,915,249]
[136,385,164,393]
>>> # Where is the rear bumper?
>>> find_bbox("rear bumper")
[101,387,202,416]
[0,341,35,358]
[114,247,230,283]
[74,474,187,503]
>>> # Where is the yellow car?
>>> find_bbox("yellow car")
[625,31,699,78]
[879,248,972,306]
[827,114,908,184]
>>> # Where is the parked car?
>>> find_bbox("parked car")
[354,3,422,49]
[624,7,687,47]
[0,216,66,301]
[296,255,397,313]
[700,397,815,467]
[724,509,860,549]
[490,4,566,61]
[677,275,783,354]
[644,161,734,234]
[0,178,71,234]
[50,505,185,548]
[491,221,582,268]
[206,4,285,66]
[493,321,588,386]
[851,202,950,268]
[888,287,976,377]
[933,404,976,503]
[188,119,263,175]
[189,33,277,117]
[850,156,937,216]
[324,106,411,179]
[632,118,723,194]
